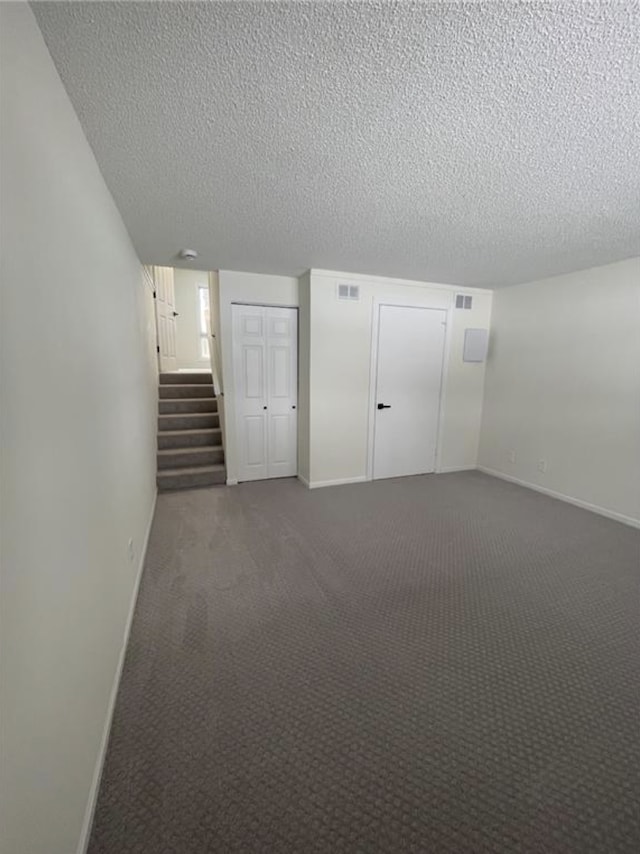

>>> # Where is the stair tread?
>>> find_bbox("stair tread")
[158,412,215,419]
[158,400,216,404]
[159,427,221,437]
[158,446,221,456]
[158,463,225,476]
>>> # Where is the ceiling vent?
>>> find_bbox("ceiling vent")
[338,283,360,301]
[455,294,473,309]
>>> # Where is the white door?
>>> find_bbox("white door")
[232,305,298,482]
[153,266,177,371]
[373,305,446,480]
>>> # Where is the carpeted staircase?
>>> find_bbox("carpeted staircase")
[156,372,225,491]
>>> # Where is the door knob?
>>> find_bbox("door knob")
[263,406,267,410]
[377,403,391,410]
[172,311,179,317]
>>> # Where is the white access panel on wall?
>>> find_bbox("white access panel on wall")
[463,328,489,362]
[373,305,447,480]
[232,304,298,482]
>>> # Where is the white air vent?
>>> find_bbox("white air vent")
[338,283,360,301]
[455,294,472,310]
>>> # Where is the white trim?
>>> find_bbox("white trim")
[226,478,238,486]
[365,300,382,481]
[297,473,311,488]
[77,489,158,854]
[436,465,477,474]
[366,298,450,481]
[478,467,640,530]
[307,475,368,489]
[433,301,454,472]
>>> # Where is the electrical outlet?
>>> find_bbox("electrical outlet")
[127,538,135,563]
[537,459,547,474]
[508,450,516,464]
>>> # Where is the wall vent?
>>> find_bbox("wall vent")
[338,283,360,301]
[455,294,472,309]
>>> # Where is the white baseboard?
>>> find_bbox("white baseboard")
[477,466,640,530]
[436,465,477,474]
[307,475,369,490]
[226,478,238,486]
[77,489,158,854]
[297,473,310,488]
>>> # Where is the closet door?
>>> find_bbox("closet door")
[266,308,297,478]
[233,305,268,481]
[232,305,298,482]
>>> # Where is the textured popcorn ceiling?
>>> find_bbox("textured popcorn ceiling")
[33,1,640,287]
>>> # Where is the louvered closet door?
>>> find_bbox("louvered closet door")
[232,305,298,482]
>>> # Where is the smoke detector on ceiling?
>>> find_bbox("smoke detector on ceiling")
[179,248,198,261]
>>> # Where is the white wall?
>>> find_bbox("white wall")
[304,270,492,486]
[478,258,640,526]
[0,6,157,854]
[217,271,299,483]
[173,268,210,370]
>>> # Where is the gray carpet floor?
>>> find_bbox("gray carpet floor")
[89,472,640,853]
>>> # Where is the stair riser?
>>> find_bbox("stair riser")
[159,398,217,414]
[158,414,219,432]
[158,431,222,450]
[159,385,214,399]
[157,469,226,491]
[159,373,213,385]
[157,448,224,469]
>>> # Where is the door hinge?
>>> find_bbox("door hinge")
[156,345,160,354]
[153,290,156,299]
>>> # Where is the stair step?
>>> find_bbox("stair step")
[157,446,225,469]
[159,384,214,399]
[157,463,226,491]
[159,372,213,385]
[159,397,217,414]
[158,428,222,450]
[158,413,219,432]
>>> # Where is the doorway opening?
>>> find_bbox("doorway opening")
[152,265,216,373]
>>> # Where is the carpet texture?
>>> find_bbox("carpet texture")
[89,472,640,853]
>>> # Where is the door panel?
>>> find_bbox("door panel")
[244,415,267,468]
[233,306,268,481]
[269,414,291,463]
[242,347,265,399]
[241,314,264,337]
[232,305,298,482]
[265,308,297,478]
[373,305,446,480]
[270,347,291,399]
[154,266,177,371]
